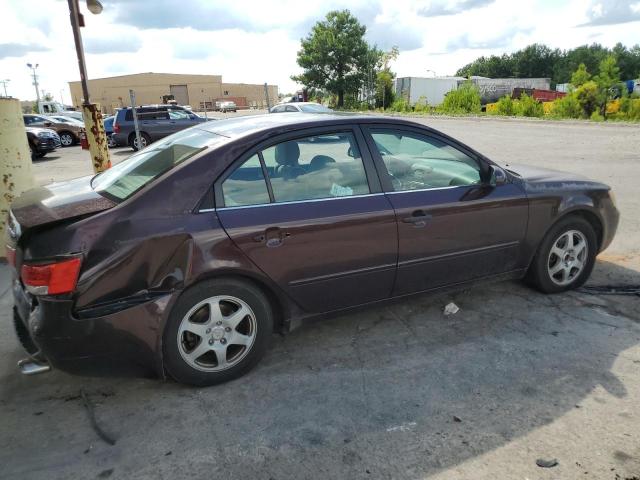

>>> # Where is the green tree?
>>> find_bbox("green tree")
[374,46,399,109]
[375,70,395,109]
[574,80,600,118]
[455,42,640,86]
[292,10,372,108]
[570,63,590,87]
[594,55,621,118]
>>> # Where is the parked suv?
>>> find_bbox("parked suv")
[112,105,208,150]
[25,126,61,159]
[23,114,83,147]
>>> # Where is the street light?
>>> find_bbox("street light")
[426,69,437,78]
[26,63,41,108]
[86,0,103,14]
[67,0,111,172]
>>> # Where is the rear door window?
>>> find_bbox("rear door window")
[261,132,370,203]
[221,155,271,207]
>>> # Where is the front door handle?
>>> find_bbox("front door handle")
[402,210,432,228]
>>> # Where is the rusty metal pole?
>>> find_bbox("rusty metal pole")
[0,98,34,258]
[67,0,111,172]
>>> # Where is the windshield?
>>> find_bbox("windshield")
[299,104,332,113]
[91,128,225,201]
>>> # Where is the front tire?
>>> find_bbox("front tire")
[526,216,597,293]
[163,278,273,386]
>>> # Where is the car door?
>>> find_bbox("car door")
[362,125,528,296]
[214,127,398,313]
[168,109,195,132]
[139,108,170,140]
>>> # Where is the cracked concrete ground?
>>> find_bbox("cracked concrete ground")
[1,116,639,480]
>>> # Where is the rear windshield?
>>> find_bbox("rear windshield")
[91,128,224,201]
[299,104,332,113]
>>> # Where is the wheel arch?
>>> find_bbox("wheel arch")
[526,207,604,273]
[184,270,291,334]
[557,208,604,251]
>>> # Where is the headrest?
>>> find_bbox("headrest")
[275,141,300,166]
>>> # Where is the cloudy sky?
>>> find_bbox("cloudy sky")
[1,0,639,103]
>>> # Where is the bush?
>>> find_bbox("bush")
[551,94,583,118]
[439,82,481,114]
[491,95,515,115]
[619,96,640,120]
[590,111,604,121]
[413,96,429,113]
[513,93,544,117]
[389,98,412,112]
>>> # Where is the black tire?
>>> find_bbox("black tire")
[129,132,151,151]
[13,310,39,355]
[526,216,598,293]
[163,278,273,386]
[59,131,75,147]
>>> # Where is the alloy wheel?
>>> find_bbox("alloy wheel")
[60,133,74,146]
[547,229,588,286]
[177,295,257,372]
[133,136,147,149]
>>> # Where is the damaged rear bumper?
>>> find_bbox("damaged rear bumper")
[13,279,179,378]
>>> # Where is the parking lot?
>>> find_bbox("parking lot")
[1,115,640,479]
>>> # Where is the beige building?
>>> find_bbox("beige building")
[68,72,278,114]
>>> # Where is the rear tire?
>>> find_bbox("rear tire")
[59,131,75,147]
[163,278,273,386]
[129,132,150,151]
[526,216,597,293]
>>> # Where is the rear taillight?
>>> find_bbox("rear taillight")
[21,257,82,295]
[6,246,16,269]
[113,120,120,134]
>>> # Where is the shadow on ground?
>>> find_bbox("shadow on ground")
[0,258,639,479]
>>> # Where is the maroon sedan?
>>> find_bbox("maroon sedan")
[6,114,619,385]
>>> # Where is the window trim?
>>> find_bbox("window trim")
[360,124,491,193]
[212,125,382,210]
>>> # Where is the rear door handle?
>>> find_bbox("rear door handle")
[253,228,290,246]
[402,210,432,227]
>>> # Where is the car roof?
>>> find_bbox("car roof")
[277,102,320,106]
[197,112,429,139]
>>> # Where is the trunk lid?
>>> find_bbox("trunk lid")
[9,175,116,232]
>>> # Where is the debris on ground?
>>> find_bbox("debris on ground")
[536,458,558,468]
[579,285,640,296]
[444,302,460,315]
[453,416,462,423]
[81,389,116,446]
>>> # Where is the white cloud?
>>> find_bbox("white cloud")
[0,0,638,102]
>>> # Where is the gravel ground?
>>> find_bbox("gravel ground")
[1,115,639,480]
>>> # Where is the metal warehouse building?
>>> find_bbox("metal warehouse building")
[68,72,278,114]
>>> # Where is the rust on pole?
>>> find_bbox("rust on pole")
[67,0,111,172]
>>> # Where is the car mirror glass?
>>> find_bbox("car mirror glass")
[489,165,507,187]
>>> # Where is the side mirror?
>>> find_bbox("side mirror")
[489,165,507,187]
[43,121,52,127]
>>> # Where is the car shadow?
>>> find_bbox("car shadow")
[0,258,639,479]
